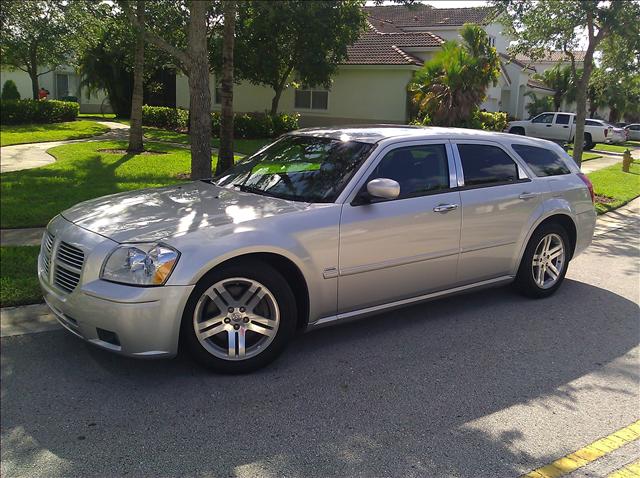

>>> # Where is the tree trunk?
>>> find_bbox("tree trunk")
[216,0,235,176]
[128,0,145,153]
[571,50,596,167]
[187,0,213,179]
[29,70,39,100]
[269,66,294,116]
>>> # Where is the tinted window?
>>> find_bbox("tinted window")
[367,144,449,199]
[458,144,519,186]
[511,144,570,177]
[555,114,571,125]
[585,120,602,126]
[532,113,554,124]
[215,136,373,203]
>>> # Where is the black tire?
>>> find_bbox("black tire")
[514,223,570,299]
[583,133,595,150]
[181,260,297,373]
[510,127,525,135]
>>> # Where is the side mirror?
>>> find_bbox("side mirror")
[366,178,400,200]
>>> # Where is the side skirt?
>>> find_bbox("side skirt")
[307,275,514,330]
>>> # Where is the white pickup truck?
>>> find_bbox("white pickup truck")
[506,112,612,150]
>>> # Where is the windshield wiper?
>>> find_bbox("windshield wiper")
[234,183,300,201]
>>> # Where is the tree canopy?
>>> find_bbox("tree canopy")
[0,0,78,99]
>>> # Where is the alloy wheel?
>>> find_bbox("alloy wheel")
[531,233,565,289]
[193,277,280,361]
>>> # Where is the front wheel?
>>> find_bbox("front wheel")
[181,261,297,373]
[515,223,570,298]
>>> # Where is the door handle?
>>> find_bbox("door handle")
[546,124,552,127]
[433,203,459,213]
[519,192,538,200]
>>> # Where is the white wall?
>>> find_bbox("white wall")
[177,66,416,126]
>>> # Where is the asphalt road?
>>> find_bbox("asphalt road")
[1,219,638,477]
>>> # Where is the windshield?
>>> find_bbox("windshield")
[213,135,374,202]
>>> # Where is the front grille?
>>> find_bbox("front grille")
[43,232,86,294]
[54,265,81,293]
[57,241,85,269]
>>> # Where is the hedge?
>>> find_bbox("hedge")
[142,105,189,130]
[212,111,299,138]
[1,80,20,100]
[142,105,299,138]
[409,110,508,132]
[0,99,79,124]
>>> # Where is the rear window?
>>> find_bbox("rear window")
[511,144,570,177]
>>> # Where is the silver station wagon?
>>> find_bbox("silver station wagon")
[39,126,597,373]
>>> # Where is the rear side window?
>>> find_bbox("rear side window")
[457,144,519,187]
[555,114,572,125]
[585,120,601,126]
[511,144,570,177]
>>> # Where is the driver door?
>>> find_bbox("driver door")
[530,112,556,139]
[337,141,461,313]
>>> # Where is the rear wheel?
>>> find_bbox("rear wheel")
[515,223,570,298]
[181,261,297,373]
[583,133,595,150]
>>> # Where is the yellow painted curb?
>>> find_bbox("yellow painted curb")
[607,459,640,478]
[521,420,640,478]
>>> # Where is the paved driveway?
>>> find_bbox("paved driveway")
[1,217,638,477]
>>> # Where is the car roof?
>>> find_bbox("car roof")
[289,124,526,144]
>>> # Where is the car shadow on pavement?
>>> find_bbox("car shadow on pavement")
[1,280,638,477]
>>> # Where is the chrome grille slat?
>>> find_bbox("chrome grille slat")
[51,241,85,293]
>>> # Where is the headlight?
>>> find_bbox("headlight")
[101,243,180,286]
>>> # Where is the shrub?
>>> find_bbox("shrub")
[142,105,189,130]
[1,80,20,100]
[472,110,508,131]
[211,112,299,138]
[0,99,79,124]
[60,95,78,103]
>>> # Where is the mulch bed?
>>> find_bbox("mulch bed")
[595,194,616,204]
[97,148,167,155]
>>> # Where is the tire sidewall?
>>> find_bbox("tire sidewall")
[516,223,570,298]
[181,260,297,373]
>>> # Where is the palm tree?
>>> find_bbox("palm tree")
[408,24,500,126]
[534,65,572,111]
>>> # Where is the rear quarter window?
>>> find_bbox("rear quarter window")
[511,144,570,177]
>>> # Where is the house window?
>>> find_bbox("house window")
[488,35,496,47]
[56,73,69,99]
[294,89,328,110]
[214,83,222,105]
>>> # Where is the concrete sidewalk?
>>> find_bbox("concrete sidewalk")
[0,121,129,173]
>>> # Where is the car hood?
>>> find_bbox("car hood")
[61,181,309,243]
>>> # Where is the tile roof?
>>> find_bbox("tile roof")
[516,51,587,62]
[527,79,555,92]
[344,25,444,66]
[499,52,536,71]
[364,4,495,28]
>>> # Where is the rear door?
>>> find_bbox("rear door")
[453,141,548,284]
[551,113,573,141]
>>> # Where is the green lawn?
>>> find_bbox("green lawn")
[592,143,632,154]
[567,150,602,162]
[0,246,41,307]
[142,127,272,155]
[0,121,111,147]
[0,140,229,228]
[624,141,640,147]
[77,113,117,120]
[587,160,640,214]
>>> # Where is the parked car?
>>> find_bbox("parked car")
[625,124,640,141]
[614,122,628,128]
[586,119,626,144]
[39,126,596,373]
[506,112,612,150]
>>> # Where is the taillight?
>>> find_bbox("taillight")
[577,173,595,203]
[604,128,609,137]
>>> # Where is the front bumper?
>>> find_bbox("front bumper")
[39,216,194,358]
